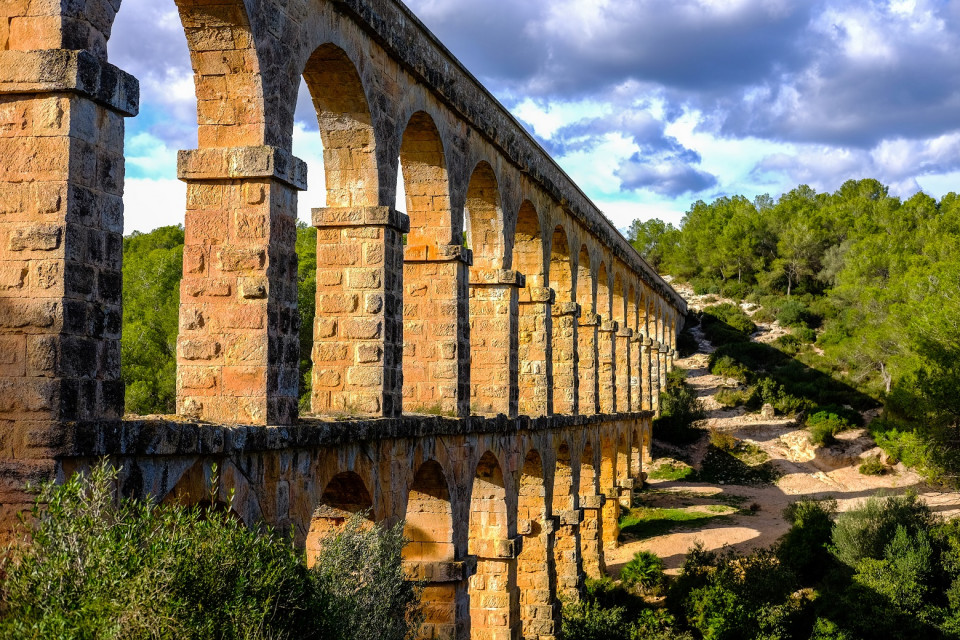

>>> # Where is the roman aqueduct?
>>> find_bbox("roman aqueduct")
[0,0,687,638]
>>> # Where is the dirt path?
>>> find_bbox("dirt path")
[606,287,960,577]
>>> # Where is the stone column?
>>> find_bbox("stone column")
[650,340,661,416]
[517,516,560,639]
[601,485,620,551]
[311,207,407,417]
[630,334,643,412]
[577,312,600,415]
[552,302,579,415]
[552,508,584,601]
[579,494,606,579]
[404,559,470,640]
[641,337,653,412]
[469,269,523,417]
[176,146,304,426]
[0,50,137,525]
[659,345,669,391]
[615,328,633,413]
[468,537,522,640]
[403,244,471,417]
[517,286,553,417]
[598,320,617,414]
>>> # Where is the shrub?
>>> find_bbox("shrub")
[806,410,854,446]
[777,300,810,327]
[691,277,721,296]
[0,462,421,640]
[710,355,750,383]
[778,498,838,582]
[654,372,706,446]
[676,328,699,357]
[561,599,630,640]
[751,307,776,324]
[702,303,757,335]
[620,551,666,594]
[715,387,753,408]
[794,326,817,344]
[831,492,933,567]
[709,429,738,452]
[859,456,886,476]
[720,280,753,301]
[774,333,802,354]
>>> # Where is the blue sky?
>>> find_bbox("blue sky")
[111,0,960,234]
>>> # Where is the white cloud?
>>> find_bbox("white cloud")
[124,178,185,234]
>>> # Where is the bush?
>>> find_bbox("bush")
[806,410,855,446]
[778,498,838,582]
[859,456,886,476]
[794,326,818,344]
[702,303,757,335]
[710,355,750,383]
[720,280,753,301]
[691,277,721,296]
[774,333,802,354]
[831,492,933,568]
[0,462,421,640]
[620,551,666,595]
[709,429,738,452]
[676,328,699,357]
[654,370,706,446]
[715,387,753,408]
[777,300,810,327]
[751,307,776,324]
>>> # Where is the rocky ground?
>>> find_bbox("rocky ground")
[606,287,960,577]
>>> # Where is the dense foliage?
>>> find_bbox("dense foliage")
[0,463,420,640]
[569,494,960,640]
[121,223,318,415]
[631,178,960,484]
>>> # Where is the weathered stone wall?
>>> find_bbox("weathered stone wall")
[0,1,687,638]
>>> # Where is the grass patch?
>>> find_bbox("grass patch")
[693,445,781,486]
[648,460,695,481]
[619,506,734,539]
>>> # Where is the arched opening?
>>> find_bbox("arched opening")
[576,245,599,416]
[552,442,581,600]
[617,432,630,508]
[627,284,639,412]
[550,226,576,415]
[597,263,614,414]
[469,452,519,638]
[513,202,549,417]
[632,427,643,479]
[404,460,457,639]
[612,272,627,411]
[465,163,511,416]
[579,441,604,578]
[306,471,374,566]
[600,436,620,550]
[300,43,390,417]
[517,449,558,638]
[400,112,465,416]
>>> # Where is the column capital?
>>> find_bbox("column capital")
[616,327,634,339]
[0,49,139,116]
[468,535,524,560]
[579,494,605,510]
[552,301,581,318]
[599,320,619,333]
[580,312,601,327]
[520,286,555,304]
[402,559,470,582]
[659,345,670,354]
[312,206,410,232]
[470,267,525,287]
[404,243,473,264]
[178,146,307,190]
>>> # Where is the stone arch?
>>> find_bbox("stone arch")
[401,110,453,248]
[600,436,619,550]
[466,162,512,416]
[302,43,379,207]
[464,161,505,270]
[613,272,625,327]
[631,426,643,479]
[404,460,457,640]
[159,459,256,525]
[517,449,557,639]
[617,431,630,486]
[579,440,603,578]
[576,244,599,416]
[401,111,464,415]
[597,262,610,319]
[551,441,581,600]
[469,451,520,639]
[597,262,614,413]
[576,245,594,314]
[550,225,576,414]
[514,201,550,417]
[306,471,374,566]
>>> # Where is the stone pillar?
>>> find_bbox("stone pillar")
[468,537,522,640]
[469,269,523,417]
[518,286,553,417]
[615,328,632,413]
[601,485,620,551]
[650,341,661,416]
[552,508,584,601]
[577,313,600,415]
[0,50,137,525]
[403,245,471,417]
[659,345,669,392]
[311,207,407,417]
[630,334,643,412]
[598,321,617,414]
[517,516,559,639]
[641,338,653,412]
[177,146,304,426]
[404,560,469,640]
[579,494,605,579]
[552,302,579,415]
